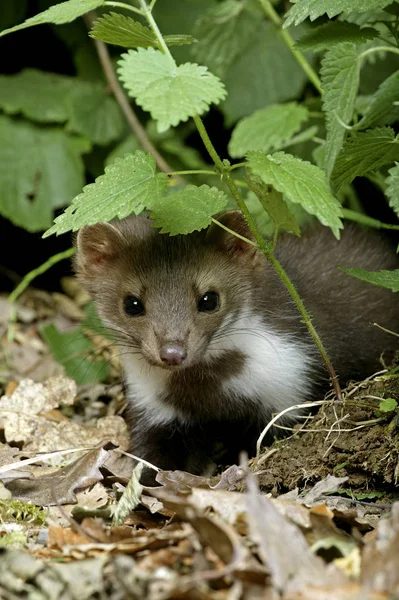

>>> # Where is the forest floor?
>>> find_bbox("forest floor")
[0,281,398,600]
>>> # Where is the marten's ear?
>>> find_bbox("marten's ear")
[75,221,127,278]
[206,211,259,262]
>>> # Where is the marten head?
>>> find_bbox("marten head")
[74,212,266,370]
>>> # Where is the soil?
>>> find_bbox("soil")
[256,370,399,497]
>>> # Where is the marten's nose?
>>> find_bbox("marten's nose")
[159,345,187,366]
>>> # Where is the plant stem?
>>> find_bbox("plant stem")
[7,247,76,342]
[84,12,177,177]
[211,218,258,248]
[103,1,143,16]
[229,162,247,171]
[194,117,342,400]
[138,0,342,400]
[139,0,172,57]
[359,45,399,61]
[169,169,217,176]
[258,0,323,95]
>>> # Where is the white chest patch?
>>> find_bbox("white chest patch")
[122,354,178,427]
[207,311,317,418]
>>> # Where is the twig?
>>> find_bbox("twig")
[84,11,177,177]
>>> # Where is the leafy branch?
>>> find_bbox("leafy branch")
[136,0,342,399]
[83,10,175,175]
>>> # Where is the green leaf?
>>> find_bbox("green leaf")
[341,267,399,292]
[332,127,399,190]
[90,12,195,49]
[118,48,226,132]
[357,71,399,130]
[191,0,260,77]
[153,0,216,64]
[246,173,300,236]
[386,163,399,218]
[222,22,309,124]
[0,69,74,122]
[0,116,89,232]
[44,151,167,237]
[67,84,125,146]
[247,151,343,238]
[229,103,309,158]
[0,0,104,38]
[150,185,228,235]
[321,43,360,178]
[284,0,396,27]
[379,397,398,412]
[0,69,126,145]
[40,322,108,385]
[295,22,378,52]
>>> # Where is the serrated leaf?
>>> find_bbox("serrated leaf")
[44,151,167,237]
[379,397,398,412]
[284,0,396,27]
[191,0,260,77]
[90,12,195,49]
[67,84,124,146]
[296,22,378,52]
[247,151,343,238]
[229,103,308,158]
[0,69,74,122]
[246,173,300,236]
[118,48,226,132]
[386,163,399,218]
[222,22,309,124]
[0,0,104,38]
[357,71,399,130]
[332,127,399,190]
[0,116,89,232]
[105,136,142,166]
[150,185,228,235]
[341,267,399,292]
[321,43,360,178]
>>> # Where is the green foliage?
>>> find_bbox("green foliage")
[66,84,125,145]
[246,151,343,238]
[246,174,301,236]
[321,43,360,178]
[341,267,399,292]
[44,151,167,236]
[356,71,399,130]
[0,0,105,38]
[222,22,309,123]
[118,48,226,132]
[386,164,399,217]
[191,0,260,77]
[379,397,398,412]
[229,103,309,158]
[0,69,124,145]
[284,0,396,27]
[90,12,195,49]
[295,21,378,52]
[332,127,399,190]
[151,185,228,235]
[0,116,89,232]
[41,314,110,385]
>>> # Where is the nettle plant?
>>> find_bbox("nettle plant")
[2,0,399,391]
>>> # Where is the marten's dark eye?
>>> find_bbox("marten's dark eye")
[124,296,145,316]
[198,291,219,313]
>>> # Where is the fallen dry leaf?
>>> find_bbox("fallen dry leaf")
[6,446,110,505]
